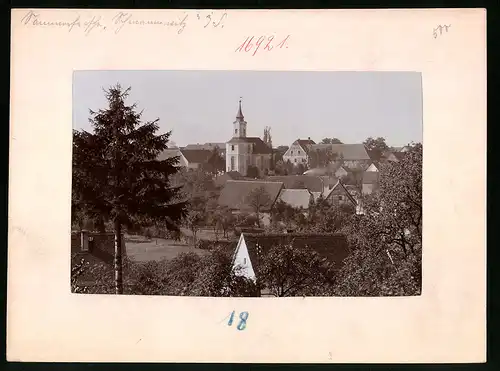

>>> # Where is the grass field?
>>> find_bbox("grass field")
[125,228,236,262]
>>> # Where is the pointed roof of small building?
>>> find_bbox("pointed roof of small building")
[231,233,350,276]
[324,179,358,206]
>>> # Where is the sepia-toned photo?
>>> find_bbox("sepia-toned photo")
[71,70,423,298]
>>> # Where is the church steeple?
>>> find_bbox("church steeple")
[233,97,247,138]
[236,98,244,120]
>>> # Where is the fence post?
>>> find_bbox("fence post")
[80,230,89,252]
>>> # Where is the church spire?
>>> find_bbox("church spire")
[236,97,244,120]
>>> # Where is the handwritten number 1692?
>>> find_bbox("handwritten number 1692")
[228,310,249,330]
[236,35,290,56]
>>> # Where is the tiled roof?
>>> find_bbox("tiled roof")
[180,149,212,164]
[362,171,379,184]
[266,175,324,192]
[227,137,272,154]
[234,233,350,275]
[278,189,313,209]
[218,180,284,212]
[309,143,371,161]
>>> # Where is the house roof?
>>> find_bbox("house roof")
[218,180,284,212]
[185,143,226,151]
[362,171,379,184]
[324,179,358,205]
[233,233,350,275]
[180,149,212,164]
[266,175,324,192]
[157,148,182,161]
[226,137,272,154]
[278,189,313,209]
[309,143,371,161]
[214,171,244,187]
[293,138,316,153]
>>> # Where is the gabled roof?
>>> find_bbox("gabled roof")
[266,175,324,192]
[180,149,212,164]
[233,233,350,276]
[309,143,371,161]
[278,189,313,209]
[292,138,316,153]
[218,180,284,212]
[362,171,379,184]
[324,179,358,206]
[226,137,272,154]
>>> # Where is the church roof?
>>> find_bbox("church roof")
[236,99,244,120]
[226,137,272,154]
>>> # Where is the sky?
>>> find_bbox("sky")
[73,70,422,147]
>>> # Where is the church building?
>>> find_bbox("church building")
[226,99,272,176]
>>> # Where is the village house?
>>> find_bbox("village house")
[282,138,316,166]
[217,180,284,226]
[158,147,213,170]
[230,233,350,296]
[226,99,273,176]
[184,142,227,158]
[309,143,372,168]
[266,175,327,193]
[362,171,380,195]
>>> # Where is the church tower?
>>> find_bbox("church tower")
[233,98,247,138]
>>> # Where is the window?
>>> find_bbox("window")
[231,145,235,151]
[235,129,238,134]
[230,156,235,171]
[294,159,297,163]
[298,150,301,155]
[291,150,294,155]
[243,258,247,264]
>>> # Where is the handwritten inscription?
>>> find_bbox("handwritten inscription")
[227,310,249,331]
[197,11,227,28]
[19,10,227,36]
[235,35,290,56]
[433,24,451,39]
[112,12,188,34]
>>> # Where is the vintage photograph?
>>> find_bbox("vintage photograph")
[71,70,423,297]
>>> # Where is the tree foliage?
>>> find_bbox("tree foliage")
[334,143,422,296]
[256,242,337,297]
[308,148,338,169]
[245,186,272,227]
[72,84,188,293]
[130,249,257,297]
[363,136,389,161]
[321,137,343,144]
